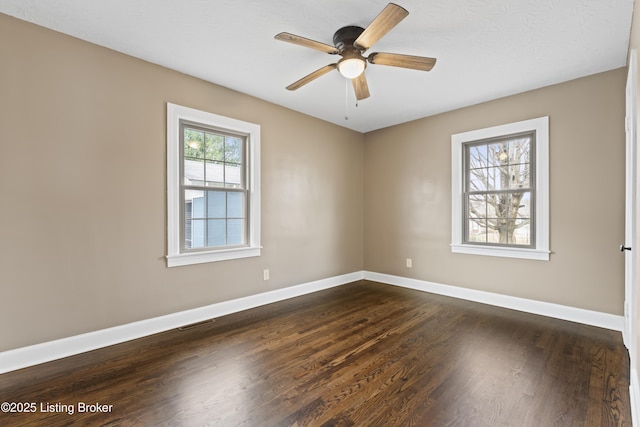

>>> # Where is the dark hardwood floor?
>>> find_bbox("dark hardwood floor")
[0,280,631,426]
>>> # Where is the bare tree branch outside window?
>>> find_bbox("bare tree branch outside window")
[464,133,535,246]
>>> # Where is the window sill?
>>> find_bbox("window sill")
[167,246,261,267]
[450,244,550,261]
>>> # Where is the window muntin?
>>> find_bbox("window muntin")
[463,132,535,247]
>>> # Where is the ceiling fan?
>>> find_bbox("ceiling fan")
[274,3,436,101]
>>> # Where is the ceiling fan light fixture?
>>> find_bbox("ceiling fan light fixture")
[337,56,366,79]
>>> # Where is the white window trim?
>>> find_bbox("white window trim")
[166,103,261,267]
[451,116,549,261]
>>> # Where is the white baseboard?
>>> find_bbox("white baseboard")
[364,271,624,332]
[0,271,365,375]
[0,270,624,375]
[632,368,640,427]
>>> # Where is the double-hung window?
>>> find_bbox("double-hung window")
[167,103,260,267]
[451,117,549,260]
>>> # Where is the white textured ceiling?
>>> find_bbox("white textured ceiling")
[0,0,634,132]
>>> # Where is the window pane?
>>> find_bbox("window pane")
[225,136,243,164]
[517,191,531,218]
[504,192,531,218]
[227,219,244,245]
[488,142,508,167]
[184,159,204,185]
[487,166,510,191]
[184,201,193,248]
[510,138,531,162]
[468,168,488,192]
[509,163,530,189]
[468,219,486,243]
[468,194,486,219]
[187,190,205,219]
[227,192,244,218]
[205,160,224,187]
[223,164,242,188]
[190,219,206,248]
[184,129,205,159]
[207,191,226,218]
[510,220,531,245]
[206,133,224,161]
[468,145,488,169]
[207,219,226,247]
[487,225,501,243]
[486,194,498,218]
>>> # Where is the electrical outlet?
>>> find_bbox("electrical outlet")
[406,258,412,268]
[263,269,270,280]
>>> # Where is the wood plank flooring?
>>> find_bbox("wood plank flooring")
[0,280,631,426]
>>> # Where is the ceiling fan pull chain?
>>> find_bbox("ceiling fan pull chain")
[345,78,349,120]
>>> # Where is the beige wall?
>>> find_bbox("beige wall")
[0,14,364,351]
[364,69,626,315]
[0,11,628,354]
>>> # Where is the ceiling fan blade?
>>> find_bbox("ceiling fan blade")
[368,52,436,71]
[275,32,339,54]
[286,64,337,91]
[352,73,370,100]
[354,3,409,51]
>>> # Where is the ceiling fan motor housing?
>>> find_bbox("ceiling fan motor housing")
[333,26,365,52]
